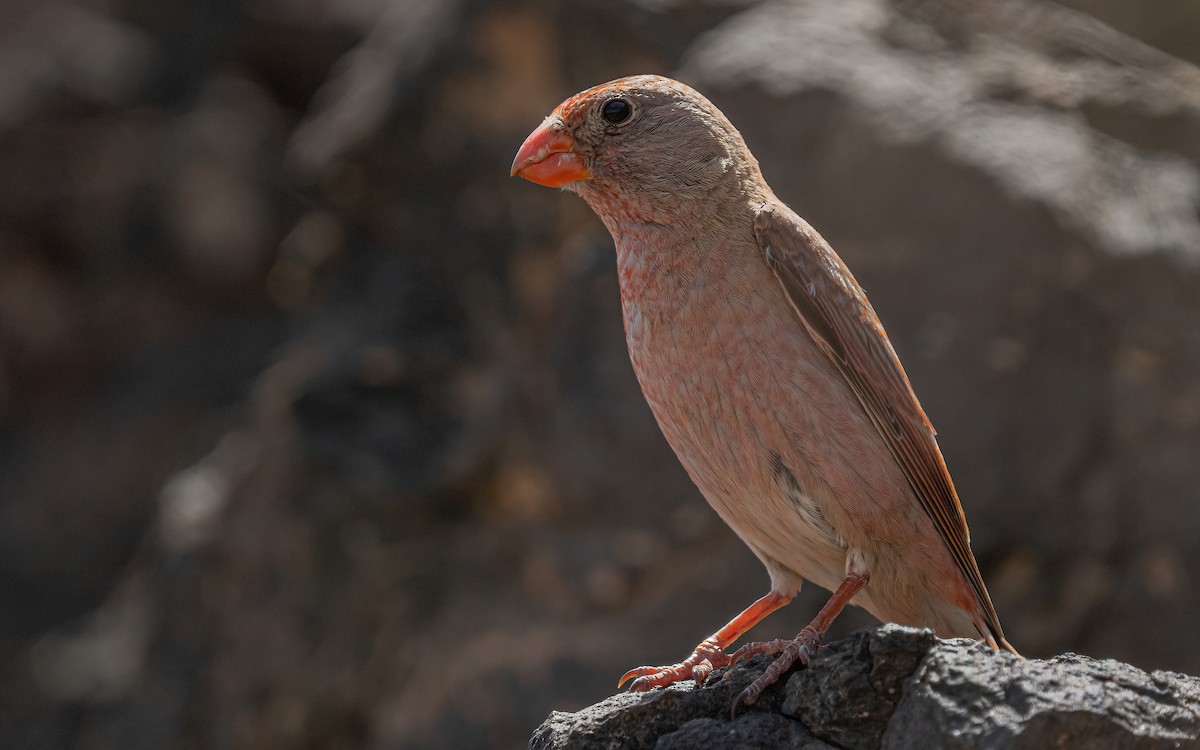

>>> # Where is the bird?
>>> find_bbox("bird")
[510,74,1017,709]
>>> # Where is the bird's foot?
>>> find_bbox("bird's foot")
[618,636,733,691]
[730,625,822,712]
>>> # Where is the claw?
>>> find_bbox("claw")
[617,665,658,689]
[730,626,823,714]
[617,638,732,692]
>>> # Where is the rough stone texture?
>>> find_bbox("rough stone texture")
[0,0,1198,748]
[885,643,1200,749]
[531,626,1200,750]
[782,627,937,748]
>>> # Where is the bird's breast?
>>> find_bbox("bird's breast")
[614,237,852,588]
[616,239,794,413]
[617,242,761,433]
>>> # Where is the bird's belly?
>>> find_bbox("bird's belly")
[622,289,851,591]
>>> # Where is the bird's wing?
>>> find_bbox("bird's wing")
[754,201,1010,650]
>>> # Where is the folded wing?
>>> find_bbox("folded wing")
[754,201,1012,652]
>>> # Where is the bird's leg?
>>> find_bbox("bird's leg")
[731,571,870,710]
[619,590,792,692]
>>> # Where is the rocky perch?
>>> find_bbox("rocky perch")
[530,626,1200,750]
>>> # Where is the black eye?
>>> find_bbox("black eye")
[601,98,632,124]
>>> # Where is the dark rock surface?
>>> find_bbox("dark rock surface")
[1,0,1199,748]
[531,626,1200,750]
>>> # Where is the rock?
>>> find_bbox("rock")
[530,626,1200,750]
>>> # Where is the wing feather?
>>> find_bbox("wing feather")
[754,201,1011,650]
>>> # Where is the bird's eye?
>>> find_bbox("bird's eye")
[601,98,632,124]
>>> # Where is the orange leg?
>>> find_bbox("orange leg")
[731,571,869,710]
[619,590,793,691]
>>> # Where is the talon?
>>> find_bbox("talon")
[730,693,744,719]
[617,642,733,692]
[732,683,760,717]
[617,666,655,689]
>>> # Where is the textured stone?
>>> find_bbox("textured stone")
[530,626,1200,750]
[883,640,1200,749]
[782,626,938,750]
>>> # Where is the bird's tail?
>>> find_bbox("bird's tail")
[976,613,1022,657]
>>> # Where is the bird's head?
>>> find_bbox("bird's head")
[511,75,763,224]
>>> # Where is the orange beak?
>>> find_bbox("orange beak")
[510,118,589,187]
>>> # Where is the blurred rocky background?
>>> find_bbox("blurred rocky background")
[0,0,1197,748]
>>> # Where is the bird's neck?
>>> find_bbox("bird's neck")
[580,167,774,308]
[605,195,761,318]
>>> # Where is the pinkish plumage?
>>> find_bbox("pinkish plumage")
[512,74,1015,704]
